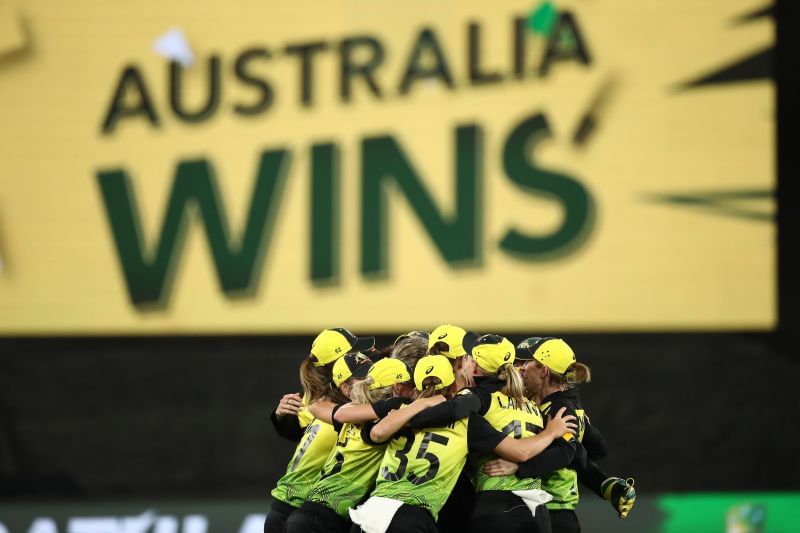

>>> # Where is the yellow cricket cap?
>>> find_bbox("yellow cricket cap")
[332,352,373,387]
[428,324,478,359]
[471,334,516,374]
[310,328,375,367]
[413,355,455,391]
[515,337,554,361]
[367,358,412,390]
[532,338,576,375]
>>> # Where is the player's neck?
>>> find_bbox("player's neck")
[540,383,562,401]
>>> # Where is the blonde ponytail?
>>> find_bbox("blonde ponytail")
[544,361,592,389]
[565,362,592,385]
[498,363,526,405]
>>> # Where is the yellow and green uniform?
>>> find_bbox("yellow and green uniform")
[271,406,338,507]
[370,411,505,521]
[538,389,586,511]
[471,390,546,491]
[306,417,388,517]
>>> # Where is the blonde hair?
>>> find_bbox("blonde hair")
[537,361,592,388]
[349,376,394,405]
[498,363,527,405]
[392,336,428,370]
[565,362,592,385]
[453,356,473,389]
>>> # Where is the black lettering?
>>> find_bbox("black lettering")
[284,41,329,107]
[468,22,502,85]
[539,11,592,76]
[340,36,384,102]
[399,28,454,94]
[319,451,345,479]
[169,56,221,122]
[101,65,160,134]
[381,430,415,481]
[408,432,449,485]
[233,48,274,116]
[513,17,527,79]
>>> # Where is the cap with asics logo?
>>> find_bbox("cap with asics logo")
[413,355,455,390]
[470,334,516,374]
[427,324,478,359]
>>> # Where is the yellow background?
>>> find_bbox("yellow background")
[0,0,775,334]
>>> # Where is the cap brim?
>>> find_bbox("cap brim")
[462,331,479,355]
[352,336,375,352]
[515,347,535,360]
[350,362,372,380]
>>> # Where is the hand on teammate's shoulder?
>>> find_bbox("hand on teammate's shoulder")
[276,392,303,417]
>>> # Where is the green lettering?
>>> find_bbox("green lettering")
[97,152,290,307]
[500,113,594,257]
[361,126,482,276]
[310,143,340,284]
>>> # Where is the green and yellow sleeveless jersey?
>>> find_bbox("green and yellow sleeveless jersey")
[370,412,504,521]
[307,419,387,517]
[271,408,338,507]
[471,391,545,491]
[539,389,586,510]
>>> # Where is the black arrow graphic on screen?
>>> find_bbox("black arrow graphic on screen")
[675,4,772,90]
[646,189,774,222]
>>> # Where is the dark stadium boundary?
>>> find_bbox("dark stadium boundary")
[1,332,798,500]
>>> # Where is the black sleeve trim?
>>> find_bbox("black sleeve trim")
[578,457,610,499]
[467,414,507,454]
[269,410,304,442]
[407,392,482,429]
[331,404,345,433]
[360,420,380,445]
[515,438,576,479]
[372,397,410,419]
[471,387,493,415]
[582,421,608,460]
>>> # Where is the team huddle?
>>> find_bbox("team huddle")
[265,326,635,533]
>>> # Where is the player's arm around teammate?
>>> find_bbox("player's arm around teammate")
[466,334,578,533]
[270,392,307,442]
[285,358,442,533]
[480,338,585,491]
[349,355,575,533]
[494,337,635,533]
[264,329,374,533]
